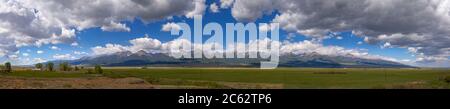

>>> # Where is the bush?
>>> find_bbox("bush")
[46,62,54,71]
[59,62,71,71]
[0,65,5,73]
[86,69,94,74]
[35,63,44,71]
[94,65,103,74]
[444,76,450,84]
[4,62,12,73]
[74,66,80,71]
[141,66,148,69]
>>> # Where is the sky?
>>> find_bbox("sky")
[0,0,449,67]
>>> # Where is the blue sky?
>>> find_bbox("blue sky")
[15,6,412,63]
[1,0,448,67]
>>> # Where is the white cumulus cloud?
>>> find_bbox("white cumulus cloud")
[228,0,450,65]
[53,54,75,60]
[210,3,220,13]
[101,21,131,32]
[0,0,207,58]
[50,46,60,50]
[161,22,182,32]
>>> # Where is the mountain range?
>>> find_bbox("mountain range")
[48,50,414,68]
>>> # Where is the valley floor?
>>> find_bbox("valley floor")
[0,77,155,89]
[0,68,449,89]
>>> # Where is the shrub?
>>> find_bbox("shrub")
[74,66,80,71]
[4,62,12,73]
[0,65,5,73]
[59,62,71,71]
[85,69,94,74]
[46,62,54,71]
[94,65,103,74]
[35,63,44,71]
[444,76,450,84]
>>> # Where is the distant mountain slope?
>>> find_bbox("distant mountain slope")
[49,50,414,68]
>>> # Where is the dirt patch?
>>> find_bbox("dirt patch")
[313,72,347,74]
[379,81,428,89]
[0,76,284,89]
[0,77,156,89]
[220,82,283,89]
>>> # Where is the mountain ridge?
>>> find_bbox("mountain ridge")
[48,50,415,68]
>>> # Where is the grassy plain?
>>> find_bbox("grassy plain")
[1,68,450,89]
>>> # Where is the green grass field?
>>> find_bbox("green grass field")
[2,68,450,89]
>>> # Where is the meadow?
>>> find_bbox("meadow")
[1,68,450,89]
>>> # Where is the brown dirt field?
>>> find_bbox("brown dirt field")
[219,82,283,89]
[380,81,429,89]
[0,77,156,89]
[0,76,283,89]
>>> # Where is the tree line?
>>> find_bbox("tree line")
[0,62,12,73]
[34,62,103,74]
[0,62,103,74]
